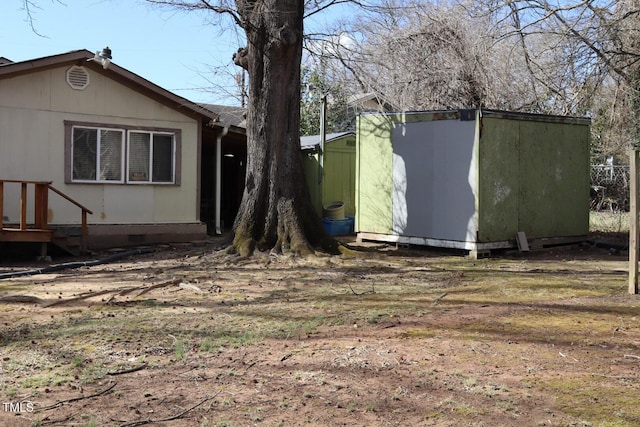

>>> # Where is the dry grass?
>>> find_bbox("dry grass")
[590,210,630,233]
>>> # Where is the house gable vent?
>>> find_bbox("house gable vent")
[66,66,90,90]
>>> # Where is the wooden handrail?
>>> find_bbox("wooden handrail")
[47,185,93,215]
[0,180,93,253]
[0,179,53,185]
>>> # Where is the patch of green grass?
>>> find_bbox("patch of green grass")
[366,310,396,324]
[495,400,514,411]
[463,377,478,389]
[4,385,18,398]
[398,329,437,339]
[79,365,109,384]
[365,400,377,412]
[218,331,259,348]
[174,339,187,361]
[441,397,479,416]
[81,415,98,427]
[199,337,214,352]
[544,378,640,425]
[21,375,52,389]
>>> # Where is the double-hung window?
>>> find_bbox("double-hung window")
[66,122,179,185]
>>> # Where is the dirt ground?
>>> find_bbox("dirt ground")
[0,233,639,427]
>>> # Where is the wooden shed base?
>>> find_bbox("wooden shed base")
[356,232,588,259]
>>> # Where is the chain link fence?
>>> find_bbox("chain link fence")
[590,164,629,233]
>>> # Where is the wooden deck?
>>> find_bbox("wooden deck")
[0,228,53,243]
[0,180,92,255]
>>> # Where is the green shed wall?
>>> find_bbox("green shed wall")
[478,114,590,241]
[302,152,323,217]
[303,135,357,218]
[356,114,395,234]
[323,136,356,217]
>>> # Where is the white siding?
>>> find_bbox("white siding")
[0,65,200,226]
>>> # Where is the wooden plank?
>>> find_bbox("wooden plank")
[516,231,530,252]
[629,148,639,294]
[529,235,586,249]
[355,232,512,251]
[0,229,53,243]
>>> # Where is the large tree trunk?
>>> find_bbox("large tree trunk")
[232,0,335,257]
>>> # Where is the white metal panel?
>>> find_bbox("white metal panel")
[391,119,476,241]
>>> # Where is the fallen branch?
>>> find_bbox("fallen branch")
[432,292,448,305]
[591,373,637,380]
[44,288,136,307]
[39,414,73,425]
[117,393,219,427]
[107,363,148,376]
[135,278,182,297]
[348,283,376,296]
[36,382,116,411]
[624,354,640,360]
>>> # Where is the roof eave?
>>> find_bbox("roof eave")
[0,49,220,124]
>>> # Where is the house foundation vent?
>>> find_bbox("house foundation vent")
[66,66,90,90]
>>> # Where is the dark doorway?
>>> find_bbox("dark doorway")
[200,126,247,234]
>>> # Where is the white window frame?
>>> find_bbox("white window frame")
[126,130,176,184]
[65,121,181,185]
[71,126,125,183]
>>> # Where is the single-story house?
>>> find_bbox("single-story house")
[0,49,246,253]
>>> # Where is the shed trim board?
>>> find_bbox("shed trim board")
[356,232,512,251]
[629,147,640,294]
[356,109,590,252]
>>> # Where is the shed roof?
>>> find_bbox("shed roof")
[300,131,355,151]
[360,108,591,125]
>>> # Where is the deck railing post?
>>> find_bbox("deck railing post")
[81,210,88,253]
[0,181,4,229]
[20,183,27,230]
[34,183,49,230]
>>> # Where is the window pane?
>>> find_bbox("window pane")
[72,128,97,180]
[99,130,123,181]
[152,134,174,182]
[129,132,150,181]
